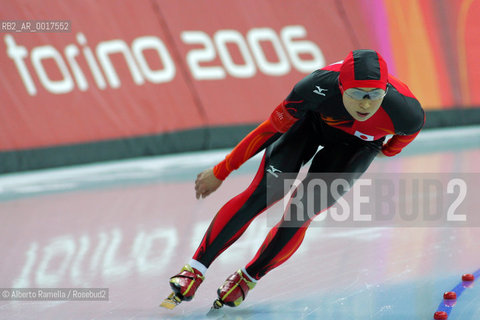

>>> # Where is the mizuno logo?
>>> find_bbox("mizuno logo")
[313,86,328,96]
[266,165,282,178]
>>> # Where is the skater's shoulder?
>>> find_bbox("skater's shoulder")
[292,68,341,103]
[381,79,425,135]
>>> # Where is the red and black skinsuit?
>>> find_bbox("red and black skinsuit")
[192,51,425,280]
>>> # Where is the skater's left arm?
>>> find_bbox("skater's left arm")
[381,131,421,156]
[381,96,425,157]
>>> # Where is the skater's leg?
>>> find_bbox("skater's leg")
[162,119,319,308]
[245,139,381,280]
[192,155,269,267]
[192,118,320,269]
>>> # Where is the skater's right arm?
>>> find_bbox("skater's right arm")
[212,101,299,181]
[195,168,222,199]
[195,106,294,198]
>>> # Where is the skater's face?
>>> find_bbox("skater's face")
[342,87,386,121]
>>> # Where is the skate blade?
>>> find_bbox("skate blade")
[160,292,182,310]
[206,299,224,317]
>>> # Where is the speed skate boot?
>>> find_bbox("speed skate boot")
[160,264,205,309]
[212,269,256,309]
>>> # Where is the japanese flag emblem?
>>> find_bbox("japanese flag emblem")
[354,130,374,141]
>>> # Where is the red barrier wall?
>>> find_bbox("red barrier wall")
[0,1,205,151]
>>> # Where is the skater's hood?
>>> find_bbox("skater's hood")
[339,50,388,91]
